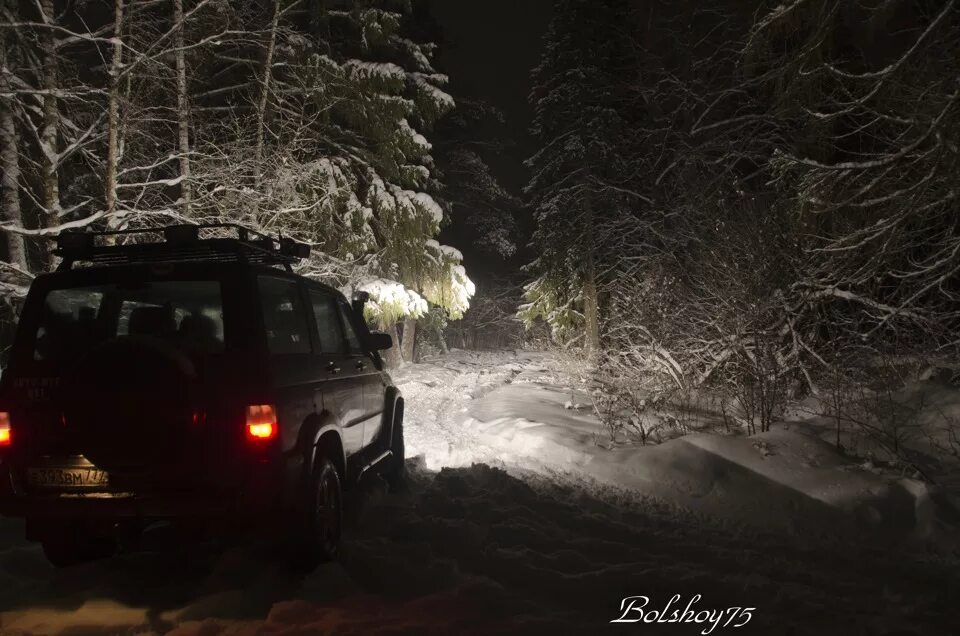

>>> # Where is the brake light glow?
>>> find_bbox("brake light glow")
[0,412,11,447]
[246,405,277,442]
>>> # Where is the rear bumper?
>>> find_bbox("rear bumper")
[0,460,282,521]
[0,492,235,518]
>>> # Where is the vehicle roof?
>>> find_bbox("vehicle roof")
[30,261,347,301]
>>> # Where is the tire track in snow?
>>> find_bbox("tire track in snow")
[391,350,535,471]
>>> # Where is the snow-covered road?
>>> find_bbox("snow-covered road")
[0,351,957,635]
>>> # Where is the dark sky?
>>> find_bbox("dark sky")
[426,0,553,281]
[427,0,553,191]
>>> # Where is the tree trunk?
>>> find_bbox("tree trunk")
[309,0,328,43]
[0,106,26,271]
[0,13,28,271]
[39,0,60,269]
[104,0,125,219]
[401,316,417,363]
[253,0,280,199]
[437,330,449,355]
[383,322,403,368]
[173,0,191,215]
[583,197,600,356]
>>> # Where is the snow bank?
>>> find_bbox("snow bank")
[397,352,960,547]
[790,378,960,495]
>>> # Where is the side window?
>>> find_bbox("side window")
[309,290,346,354]
[337,301,364,354]
[34,289,104,362]
[258,277,311,355]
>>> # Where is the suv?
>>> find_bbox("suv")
[0,224,404,569]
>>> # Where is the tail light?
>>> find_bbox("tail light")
[245,405,278,442]
[0,412,11,447]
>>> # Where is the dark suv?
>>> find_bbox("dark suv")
[0,224,404,569]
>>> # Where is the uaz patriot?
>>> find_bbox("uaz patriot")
[0,224,404,569]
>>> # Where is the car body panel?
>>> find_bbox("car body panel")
[0,259,400,525]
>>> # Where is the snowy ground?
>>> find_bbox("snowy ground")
[395,350,960,547]
[0,350,958,635]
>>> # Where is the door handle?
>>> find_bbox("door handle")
[355,361,366,371]
[327,362,341,374]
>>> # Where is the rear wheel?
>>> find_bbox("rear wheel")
[38,523,116,568]
[293,456,342,571]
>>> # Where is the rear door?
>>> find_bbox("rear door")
[256,275,317,455]
[3,269,237,487]
[307,288,365,456]
[335,299,386,448]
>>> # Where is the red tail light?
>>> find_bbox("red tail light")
[246,405,278,442]
[0,412,11,447]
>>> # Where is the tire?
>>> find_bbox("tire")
[294,456,342,571]
[384,402,406,489]
[40,524,116,568]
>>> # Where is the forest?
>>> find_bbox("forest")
[2,0,960,453]
[519,0,960,453]
[1,1,959,632]
[0,0,513,369]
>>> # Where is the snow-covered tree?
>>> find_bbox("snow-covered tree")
[0,0,473,367]
[522,0,641,355]
[206,0,467,363]
[749,0,960,346]
[434,100,518,260]
[524,0,960,418]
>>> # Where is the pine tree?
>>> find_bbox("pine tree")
[186,0,469,363]
[522,0,640,354]
[435,100,518,261]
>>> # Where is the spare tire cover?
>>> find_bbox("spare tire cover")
[63,337,195,472]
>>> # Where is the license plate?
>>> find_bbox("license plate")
[27,467,110,488]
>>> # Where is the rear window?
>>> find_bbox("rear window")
[31,281,225,362]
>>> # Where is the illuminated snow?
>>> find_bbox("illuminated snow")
[357,278,428,319]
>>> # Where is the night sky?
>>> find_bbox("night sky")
[428,0,552,182]
[428,0,553,278]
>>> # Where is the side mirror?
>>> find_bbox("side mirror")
[367,331,393,351]
[352,291,370,319]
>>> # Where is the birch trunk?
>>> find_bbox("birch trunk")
[401,316,417,363]
[39,0,59,269]
[253,0,280,195]
[104,0,125,219]
[0,11,27,270]
[0,92,27,271]
[173,0,191,215]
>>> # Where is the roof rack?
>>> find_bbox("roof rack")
[54,223,311,272]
